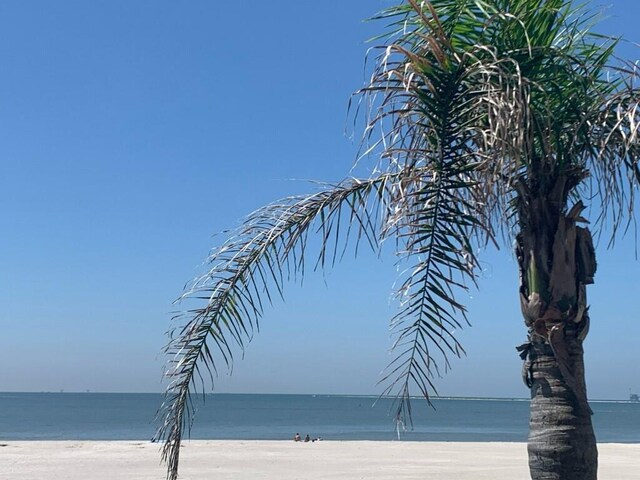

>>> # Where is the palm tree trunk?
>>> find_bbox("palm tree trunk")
[516,175,598,479]
[527,324,597,480]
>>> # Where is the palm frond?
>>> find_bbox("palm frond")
[359,0,500,426]
[155,172,414,480]
[382,164,481,427]
[585,63,640,239]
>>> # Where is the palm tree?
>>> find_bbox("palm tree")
[155,1,640,479]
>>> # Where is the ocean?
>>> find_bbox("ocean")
[0,393,638,442]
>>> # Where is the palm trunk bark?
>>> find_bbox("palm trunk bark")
[527,325,597,479]
[516,172,598,480]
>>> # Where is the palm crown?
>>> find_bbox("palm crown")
[155,1,640,479]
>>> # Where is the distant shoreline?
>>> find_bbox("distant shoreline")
[2,391,638,403]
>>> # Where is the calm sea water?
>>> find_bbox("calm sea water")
[0,393,638,442]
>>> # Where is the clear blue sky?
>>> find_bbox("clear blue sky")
[1,0,638,400]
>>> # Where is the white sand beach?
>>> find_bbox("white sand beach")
[1,440,638,480]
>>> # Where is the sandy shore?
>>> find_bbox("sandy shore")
[1,440,638,479]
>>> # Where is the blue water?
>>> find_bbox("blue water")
[0,393,638,442]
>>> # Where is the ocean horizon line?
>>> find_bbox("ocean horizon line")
[1,391,636,403]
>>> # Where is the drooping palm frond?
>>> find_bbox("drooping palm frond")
[358,22,490,426]
[154,175,390,479]
[381,166,482,427]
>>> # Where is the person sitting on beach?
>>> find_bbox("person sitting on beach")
[294,433,301,442]
[304,434,310,442]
